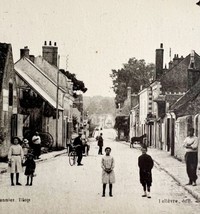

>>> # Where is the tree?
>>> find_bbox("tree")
[59,69,87,97]
[110,58,154,107]
[83,96,115,115]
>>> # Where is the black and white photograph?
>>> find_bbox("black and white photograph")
[1,0,200,213]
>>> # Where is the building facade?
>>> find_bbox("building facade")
[0,43,18,158]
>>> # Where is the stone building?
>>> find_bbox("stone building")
[14,42,74,148]
[136,43,200,161]
[0,43,18,158]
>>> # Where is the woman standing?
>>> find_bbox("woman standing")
[101,147,115,197]
[8,137,24,186]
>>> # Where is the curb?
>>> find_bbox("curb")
[118,140,200,202]
[0,150,67,174]
[154,159,200,202]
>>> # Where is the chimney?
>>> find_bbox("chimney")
[20,46,30,59]
[155,43,164,79]
[29,55,35,63]
[168,61,173,69]
[188,50,196,70]
[127,87,131,100]
[188,50,200,89]
[42,41,58,67]
[131,93,138,108]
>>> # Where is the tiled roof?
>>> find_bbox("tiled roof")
[15,67,63,110]
[170,77,200,111]
[0,43,9,90]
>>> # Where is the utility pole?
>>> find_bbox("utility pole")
[56,55,60,148]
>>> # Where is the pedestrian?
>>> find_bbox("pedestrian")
[73,132,83,166]
[23,153,36,186]
[98,133,104,155]
[22,138,30,157]
[183,128,199,186]
[142,134,148,147]
[138,146,154,198]
[8,136,24,186]
[32,131,41,159]
[101,147,115,197]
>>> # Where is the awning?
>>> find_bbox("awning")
[72,107,81,123]
[15,67,63,110]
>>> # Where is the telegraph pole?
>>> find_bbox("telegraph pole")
[56,55,60,148]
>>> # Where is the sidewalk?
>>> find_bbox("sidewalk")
[121,141,200,202]
[0,149,67,174]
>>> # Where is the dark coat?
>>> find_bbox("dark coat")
[138,154,154,186]
[98,136,103,147]
[73,136,82,147]
[23,159,36,176]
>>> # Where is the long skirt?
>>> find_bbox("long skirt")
[185,152,198,182]
[102,170,115,184]
[8,156,23,173]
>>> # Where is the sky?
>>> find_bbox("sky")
[1,0,200,97]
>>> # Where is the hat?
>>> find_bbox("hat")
[23,139,29,144]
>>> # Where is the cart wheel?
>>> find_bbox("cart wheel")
[69,151,77,166]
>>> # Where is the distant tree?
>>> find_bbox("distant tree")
[110,58,154,107]
[83,96,115,116]
[59,69,87,97]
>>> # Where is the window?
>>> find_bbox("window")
[9,83,13,106]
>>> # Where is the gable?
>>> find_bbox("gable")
[14,57,63,106]
[160,53,200,93]
[34,56,68,90]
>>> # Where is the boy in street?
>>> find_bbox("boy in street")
[138,146,154,198]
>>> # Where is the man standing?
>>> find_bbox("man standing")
[73,132,83,166]
[183,128,199,186]
[32,132,41,159]
[98,133,104,155]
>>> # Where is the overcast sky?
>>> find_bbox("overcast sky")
[1,0,200,97]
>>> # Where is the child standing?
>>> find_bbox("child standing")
[8,137,24,186]
[101,147,115,197]
[23,153,36,186]
[22,138,30,157]
[138,146,154,198]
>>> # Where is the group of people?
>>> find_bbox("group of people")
[100,127,200,198]
[7,127,200,198]
[8,136,36,186]
[7,131,41,186]
[100,145,154,198]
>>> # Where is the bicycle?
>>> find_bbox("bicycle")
[68,145,79,166]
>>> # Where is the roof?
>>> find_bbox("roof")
[15,57,64,105]
[0,43,9,89]
[15,67,63,110]
[0,43,9,72]
[170,76,200,111]
[72,108,81,122]
[34,56,69,91]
